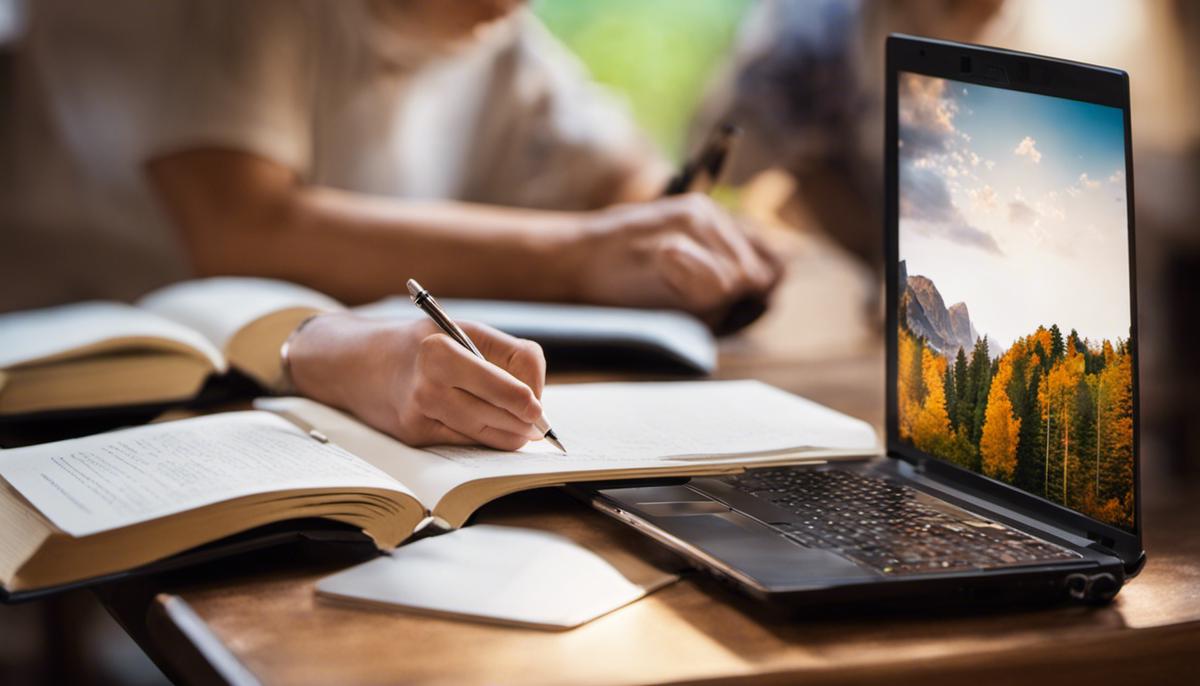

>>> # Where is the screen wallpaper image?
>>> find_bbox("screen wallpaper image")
[896,72,1134,531]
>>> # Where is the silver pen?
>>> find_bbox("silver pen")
[406,278,566,453]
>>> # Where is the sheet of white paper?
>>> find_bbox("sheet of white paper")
[316,524,677,630]
[426,380,878,468]
[0,301,224,370]
[139,277,342,352]
[0,412,404,537]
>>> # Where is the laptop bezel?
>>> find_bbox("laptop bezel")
[883,34,1143,572]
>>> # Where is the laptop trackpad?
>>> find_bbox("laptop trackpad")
[610,490,877,590]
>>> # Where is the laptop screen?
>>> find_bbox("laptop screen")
[896,71,1134,532]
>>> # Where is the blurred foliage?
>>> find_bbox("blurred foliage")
[533,0,750,161]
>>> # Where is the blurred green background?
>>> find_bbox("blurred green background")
[533,0,750,160]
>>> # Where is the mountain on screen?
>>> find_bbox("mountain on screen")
[898,260,978,356]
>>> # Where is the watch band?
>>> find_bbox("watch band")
[275,314,320,395]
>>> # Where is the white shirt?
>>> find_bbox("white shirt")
[1,0,653,311]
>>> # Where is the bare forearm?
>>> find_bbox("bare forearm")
[147,149,778,318]
[149,150,593,304]
[215,187,587,304]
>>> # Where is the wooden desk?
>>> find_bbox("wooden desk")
[97,337,1200,686]
[94,229,1199,686]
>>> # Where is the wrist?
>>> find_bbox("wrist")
[275,314,321,395]
[285,312,363,408]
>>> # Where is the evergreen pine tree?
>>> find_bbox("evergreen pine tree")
[1050,324,1065,362]
[954,347,969,433]
[969,336,992,467]
[1033,341,1049,375]
[1015,371,1044,494]
[1068,328,1083,359]
[943,362,957,432]
[1072,375,1097,509]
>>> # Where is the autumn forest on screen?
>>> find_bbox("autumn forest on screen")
[897,311,1134,530]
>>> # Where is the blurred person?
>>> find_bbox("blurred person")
[693,0,1004,271]
[1,0,779,327]
[0,0,778,452]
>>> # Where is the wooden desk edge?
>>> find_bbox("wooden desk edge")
[143,590,1200,686]
[660,620,1200,686]
[147,593,261,686]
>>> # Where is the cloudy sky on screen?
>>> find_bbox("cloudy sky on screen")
[897,72,1131,350]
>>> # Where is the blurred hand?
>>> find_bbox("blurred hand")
[288,313,546,451]
[571,193,783,325]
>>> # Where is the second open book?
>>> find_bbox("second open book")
[0,380,876,596]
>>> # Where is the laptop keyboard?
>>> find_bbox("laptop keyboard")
[724,468,1082,576]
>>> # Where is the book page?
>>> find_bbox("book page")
[259,381,878,517]
[427,380,878,469]
[255,396,461,511]
[138,277,342,352]
[0,412,408,537]
[0,302,224,371]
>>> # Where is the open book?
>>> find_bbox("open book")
[0,278,340,417]
[0,380,876,598]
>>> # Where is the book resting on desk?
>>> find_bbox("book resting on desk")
[0,380,876,599]
[0,278,340,417]
[0,277,717,423]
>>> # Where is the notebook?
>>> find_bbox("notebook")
[316,524,680,630]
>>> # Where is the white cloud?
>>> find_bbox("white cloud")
[1038,199,1066,222]
[968,184,998,211]
[1109,169,1125,183]
[1079,172,1101,189]
[1014,136,1042,164]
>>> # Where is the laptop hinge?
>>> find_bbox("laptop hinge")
[894,462,1095,549]
[1085,529,1118,552]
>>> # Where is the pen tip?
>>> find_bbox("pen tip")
[406,279,422,298]
[544,431,567,454]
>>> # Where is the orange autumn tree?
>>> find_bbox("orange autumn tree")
[897,326,921,441]
[1090,349,1134,527]
[911,347,955,456]
[980,356,1021,481]
[1039,349,1086,505]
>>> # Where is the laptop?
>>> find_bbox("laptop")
[578,35,1144,607]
